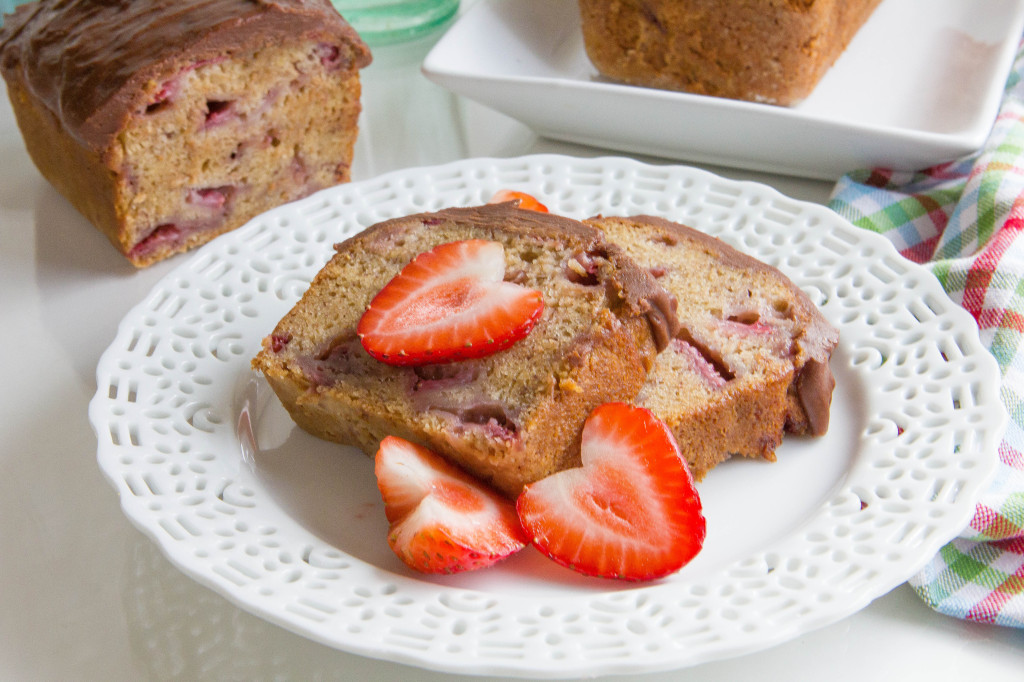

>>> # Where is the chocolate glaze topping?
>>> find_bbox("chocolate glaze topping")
[796,358,836,436]
[0,0,371,152]
[600,240,680,351]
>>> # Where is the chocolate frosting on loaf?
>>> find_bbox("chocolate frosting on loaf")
[600,241,680,351]
[0,0,371,152]
[796,358,835,437]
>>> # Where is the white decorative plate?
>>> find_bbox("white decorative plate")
[423,0,1024,180]
[90,155,1004,678]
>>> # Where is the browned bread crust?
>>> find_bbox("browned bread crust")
[253,203,678,498]
[1,0,370,266]
[587,214,839,479]
[577,0,883,105]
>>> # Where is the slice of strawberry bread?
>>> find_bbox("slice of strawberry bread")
[588,214,839,479]
[253,202,678,498]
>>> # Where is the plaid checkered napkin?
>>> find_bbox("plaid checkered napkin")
[828,45,1024,628]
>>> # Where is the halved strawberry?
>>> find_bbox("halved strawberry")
[488,189,549,213]
[358,239,544,366]
[517,402,705,581]
[375,436,528,574]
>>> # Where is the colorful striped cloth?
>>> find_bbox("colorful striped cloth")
[828,44,1024,628]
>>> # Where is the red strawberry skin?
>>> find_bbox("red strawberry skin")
[517,403,705,581]
[488,189,549,213]
[375,436,528,574]
[358,239,544,366]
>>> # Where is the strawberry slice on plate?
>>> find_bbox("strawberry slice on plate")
[488,189,549,213]
[375,436,528,574]
[358,239,544,366]
[517,402,706,581]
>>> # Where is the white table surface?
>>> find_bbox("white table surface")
[1,12,1023,682]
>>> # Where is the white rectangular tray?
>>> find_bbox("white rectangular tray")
[424,0,1024,179]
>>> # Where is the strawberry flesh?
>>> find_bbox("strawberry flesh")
[517,402,705,581]
[375,436,528,574]
[358,240,544,366]
[672,338,728,389]
[488,189,549,213]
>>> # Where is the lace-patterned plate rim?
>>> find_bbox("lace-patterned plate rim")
[89,155,1006,678]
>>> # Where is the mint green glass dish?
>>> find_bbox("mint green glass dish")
[332,0,459,45]
[0,0,31,27]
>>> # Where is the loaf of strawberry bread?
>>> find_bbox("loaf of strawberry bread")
[0,0,371,266]
[578,0,884,105]
[253,202,679,498]
[588,214,839,479]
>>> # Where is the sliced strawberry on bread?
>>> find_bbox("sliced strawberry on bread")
[375,435,528,574]
[358,239,544,366]
[517,402,706,581]
[488,189,549,213]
